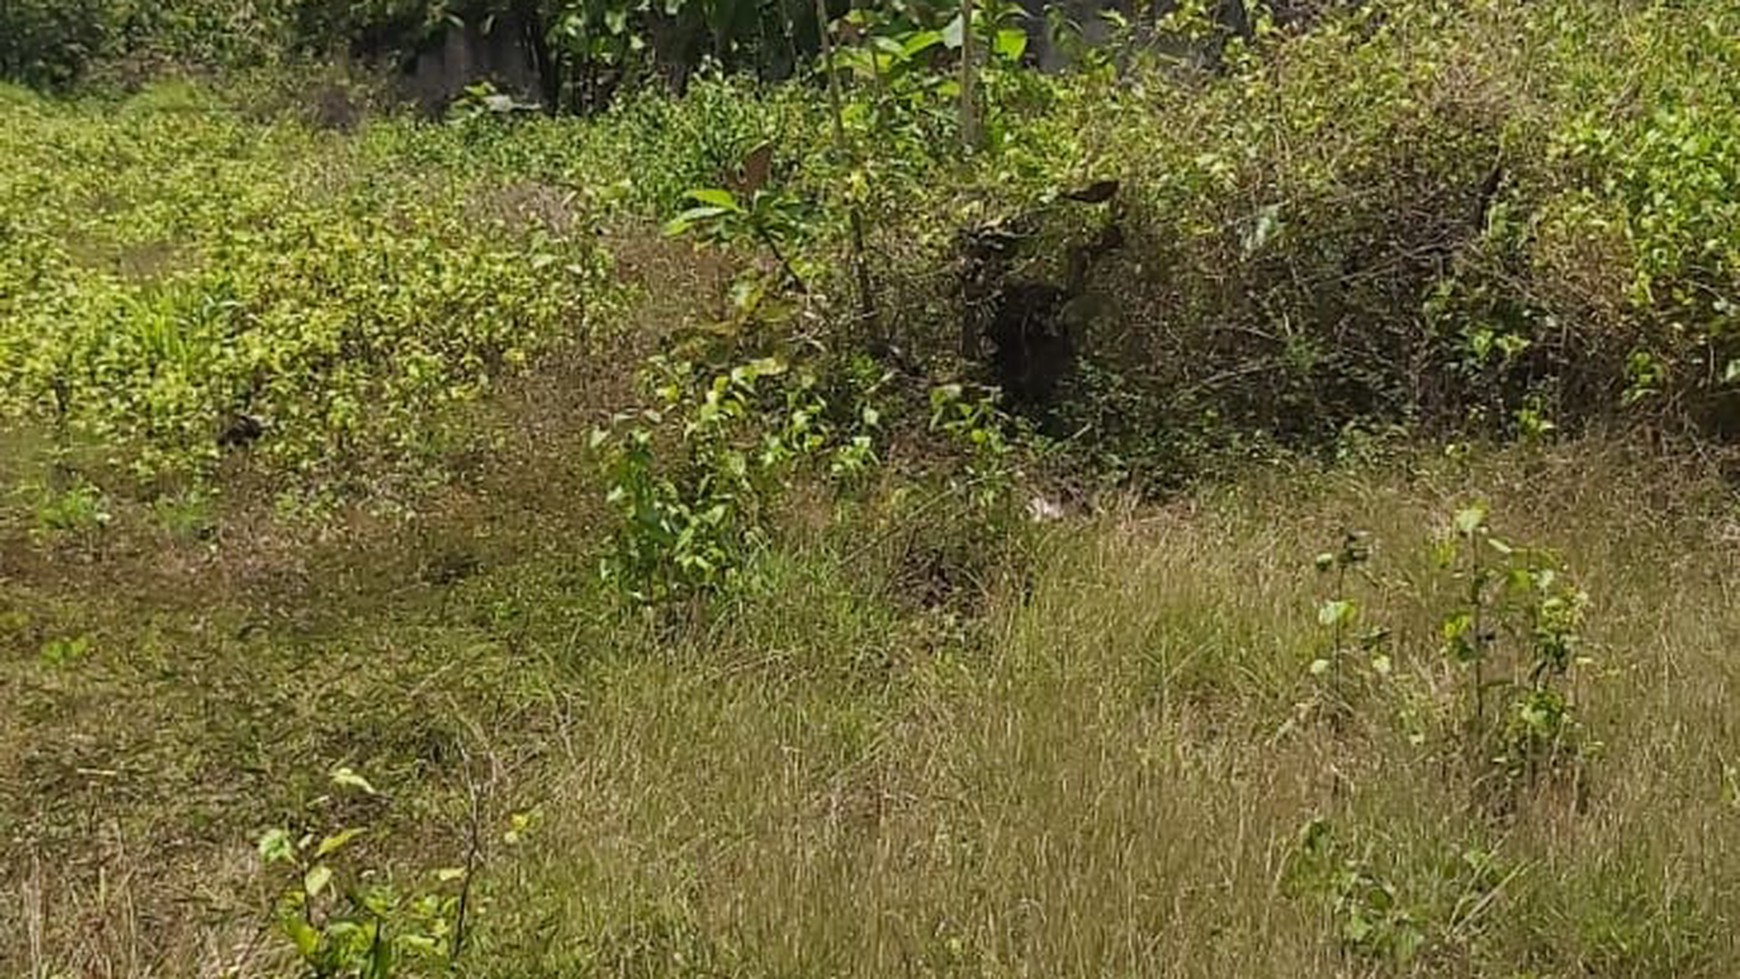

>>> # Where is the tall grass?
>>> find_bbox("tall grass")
[444,445,1740,978]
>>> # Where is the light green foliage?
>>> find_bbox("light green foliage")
[928,381,1019,512]
[1436,501,1594,787]
[38,634,92,667]
[26,478,112,536]
[22,1,1740,510]
[666,183,815,291]
[1291,499,1594,797]
[1285,819,1517,966]
[594,341,884,608]
[258,769,468,979]
[0,87,612,499]
[833,0,1039,149]
[1285,819,1428,963]
[1306,529,1387,720]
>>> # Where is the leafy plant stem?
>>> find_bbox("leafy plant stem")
[754,223,809,294]
[451,756,484,962]
[1470,537,1485,731]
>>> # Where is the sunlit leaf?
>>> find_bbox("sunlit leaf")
[1453,503,1488,537]
[684,187,742,210]
[664,205,730,236]
[1318,599,1355,627]
[282,916,320,957]
[257,827,296,864]
[942,13,964,49]
[314,826,366,858]
[902,30,944,57]
[330,767,377,795]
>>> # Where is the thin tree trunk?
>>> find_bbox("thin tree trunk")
[813,0,881,342]
[959,0,979,151]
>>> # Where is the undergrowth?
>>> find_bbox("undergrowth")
[6,1,1740,977]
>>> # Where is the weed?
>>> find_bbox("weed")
[594,347,882,609]
[257,769,470,979]
[37,635,91,667]
[1434,501,1596,798]
[1307,528,1387,725]
[1285,818,1428,964]
[28,480,110,536]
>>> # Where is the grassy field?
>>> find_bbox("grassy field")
[8,2,1740,975]
[7,430,1740,977]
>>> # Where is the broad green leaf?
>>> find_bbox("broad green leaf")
[314,826,366,858]
[1318,599,1355,627]
[901,30,943,57]
[684,188,742,210]
[303,863,333,898]
[1452,503,1488,537]
[1441,612,1472,640]
[994,28,1027,61]
[398,933,442,955]
[664,205,730,236]
[282,915,321,957]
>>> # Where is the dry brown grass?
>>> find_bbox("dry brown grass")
[467,443,1740,977]
[3,441,1738,977]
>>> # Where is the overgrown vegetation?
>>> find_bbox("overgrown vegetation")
[6,0,1740,976]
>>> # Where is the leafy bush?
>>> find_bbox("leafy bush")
[257,768,475,978]
[13,0,1740,511]
[0,0,306,87]
[593,340,884,609]
[0,0,118,87]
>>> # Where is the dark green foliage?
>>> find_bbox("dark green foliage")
[0,0,305,86]
[0,0,129,87]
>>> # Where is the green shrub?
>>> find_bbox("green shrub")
[0,0,121,87]
[14,0,1740,510]
[593,342,885,609]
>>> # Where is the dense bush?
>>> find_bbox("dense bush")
[0,0,307,86]
[828,0,1740,478]
[7,0,1740,507]
[0,0,126,87]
